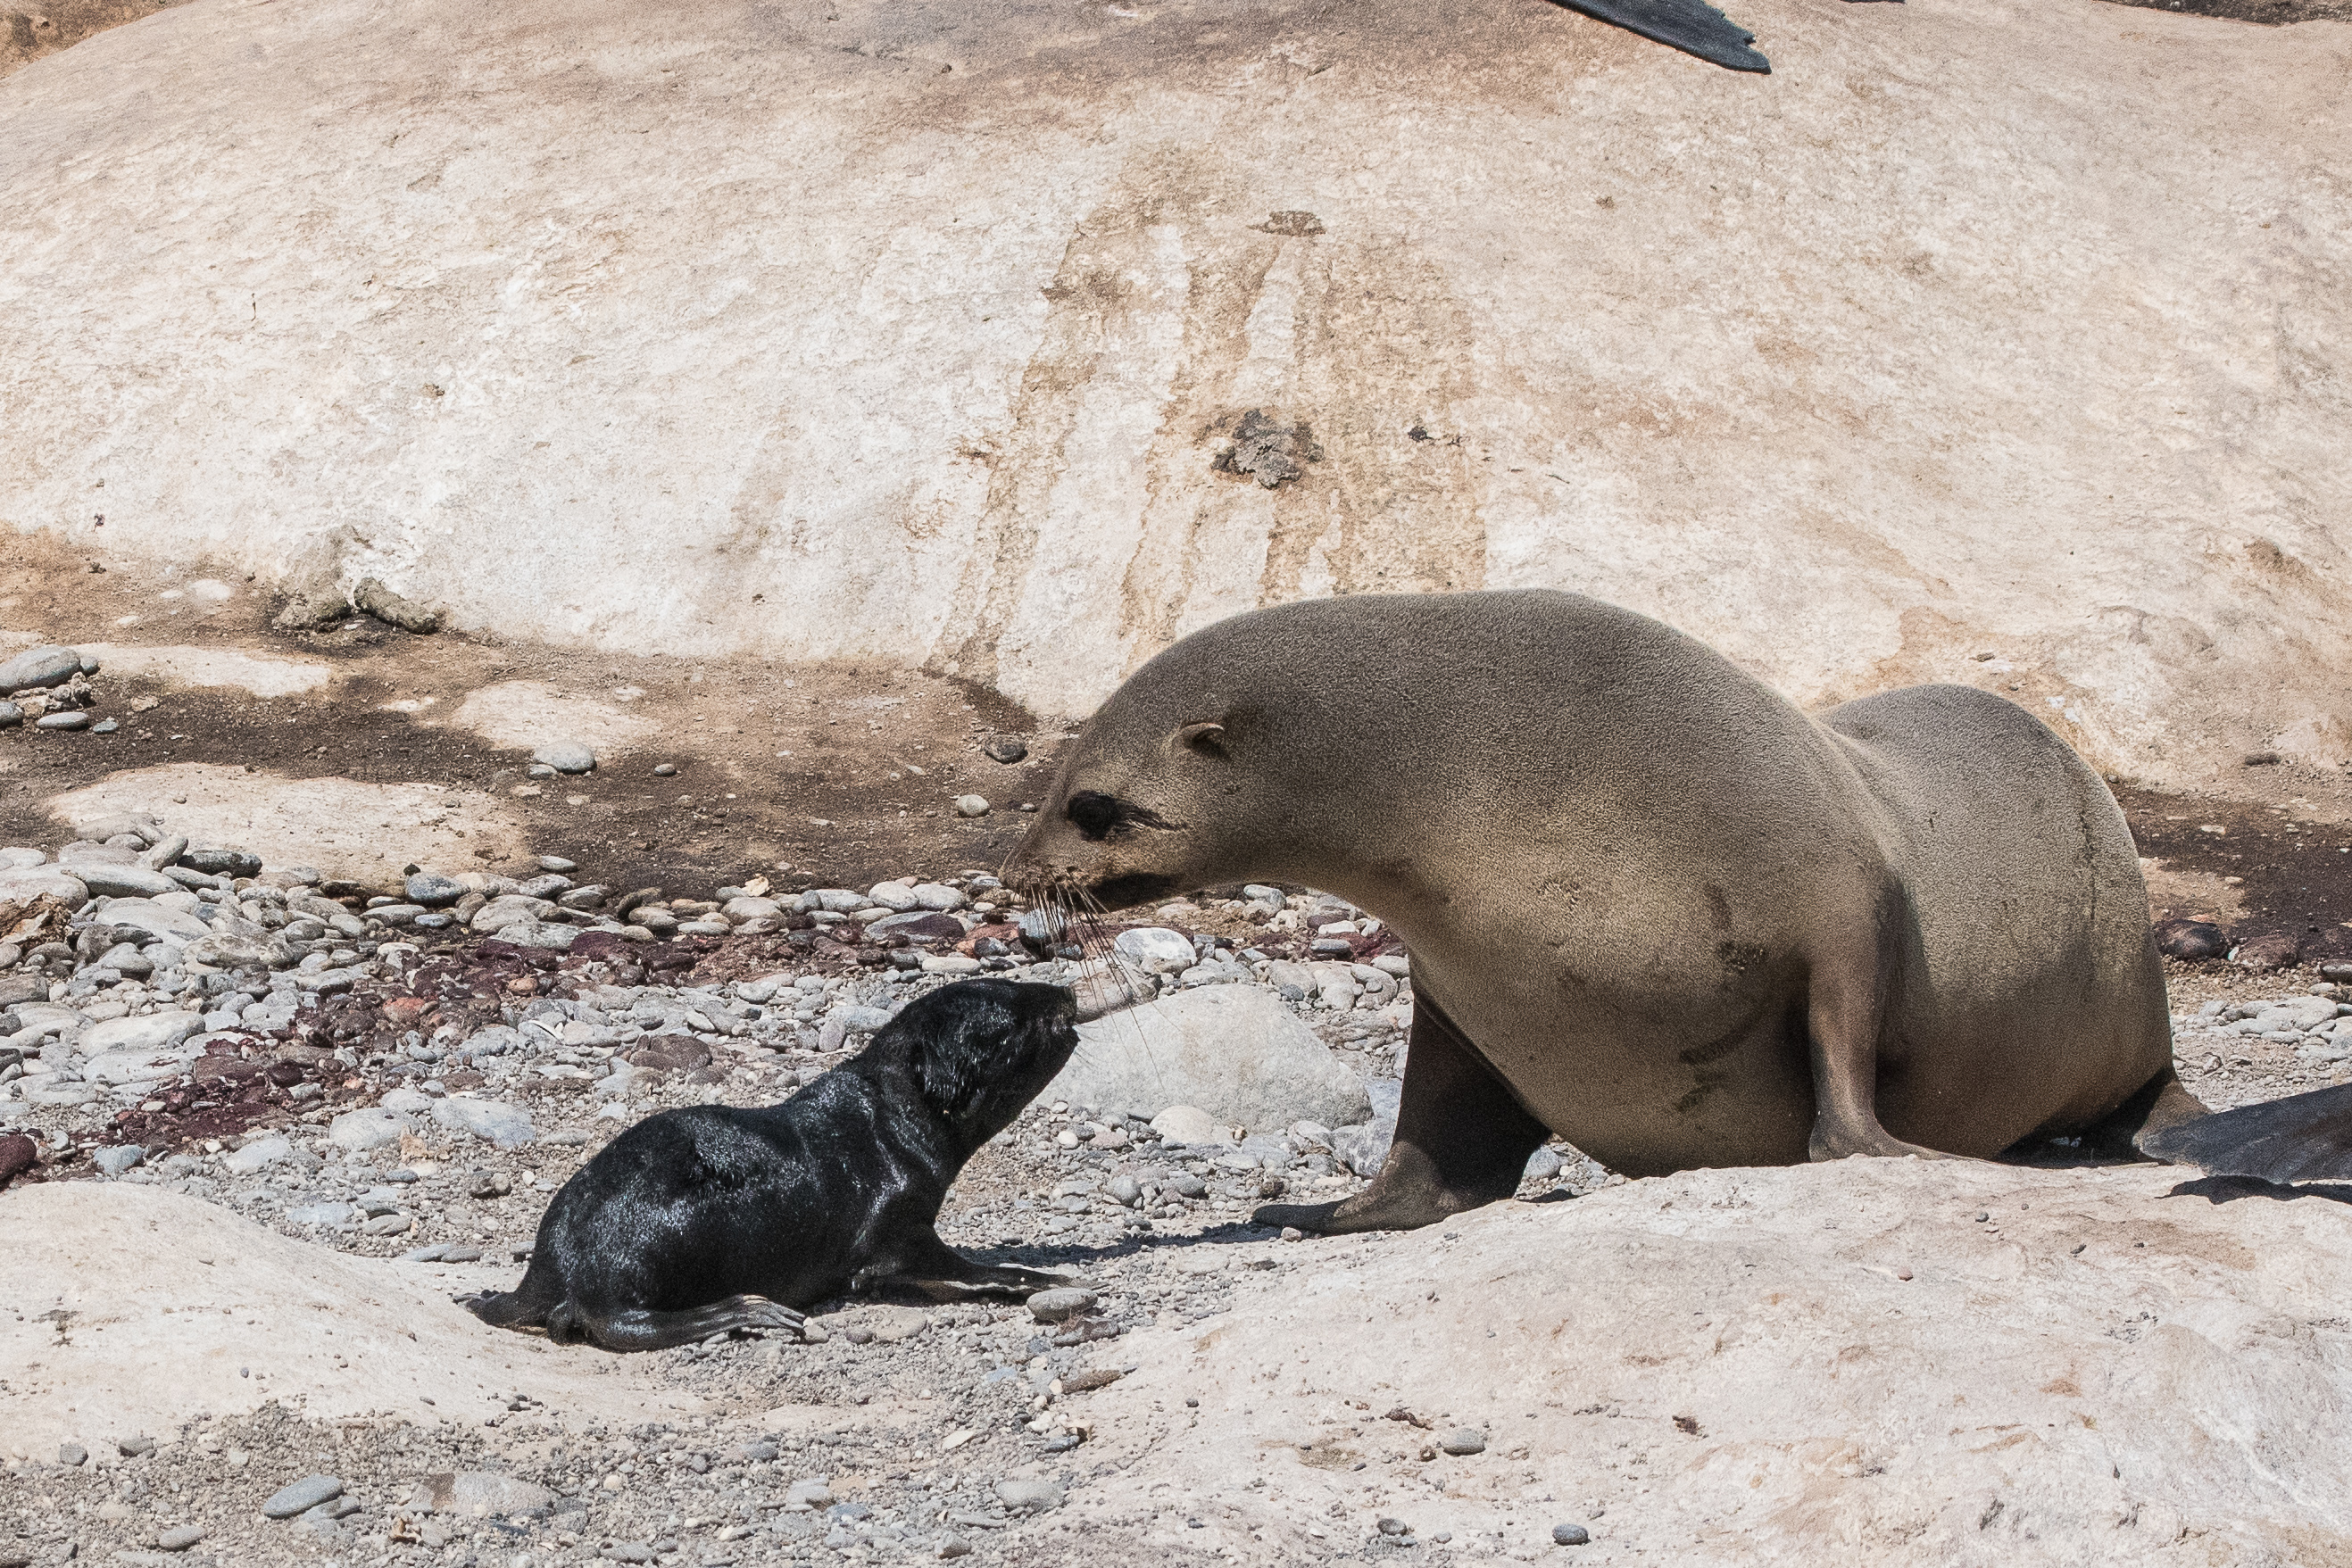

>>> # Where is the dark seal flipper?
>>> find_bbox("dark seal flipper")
[545,1293,805,1352]
[1256,991,1548,1235]
[2140,1083,2352,1184]
[1549,0,1772,72]
[458,1287,551,1332]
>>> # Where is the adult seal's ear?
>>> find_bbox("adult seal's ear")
[1175,721,1227,756]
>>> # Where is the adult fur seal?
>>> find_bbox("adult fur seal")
[461,979,1080,1350]
[1005,590,2214,1235]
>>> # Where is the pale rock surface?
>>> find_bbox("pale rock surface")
[428,1097,536,1148]
[1,0,2347,789]
[0,1185,702,1455]
[326,1107,413,1150]
[44,765,528,884]
[81,1045,204,1086]
[1074,1161,2352,1564]
[1049,984,1371,1130]
[92,897,211,944]
[75,643,333,699]
[1111,927,1200,974]
[446,680,659,755]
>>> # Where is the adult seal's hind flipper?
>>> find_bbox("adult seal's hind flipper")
[1550,0,1773,72]
[2141,1083,2352,1184]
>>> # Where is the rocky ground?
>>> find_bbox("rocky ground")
[10,586,2352,1566]
[0,787,1609,1568]
[4,778,2351,1567]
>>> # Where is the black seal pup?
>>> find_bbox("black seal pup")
[1004,590,2216,1235]
[460,978,1080,1351]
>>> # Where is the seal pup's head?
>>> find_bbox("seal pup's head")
[869,978,1081,1148]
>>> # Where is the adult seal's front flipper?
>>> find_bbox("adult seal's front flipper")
[2140,1082,2352,1184]
[1550,0,1773,72]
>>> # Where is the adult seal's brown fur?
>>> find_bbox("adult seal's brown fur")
[1004,590,2210,1234]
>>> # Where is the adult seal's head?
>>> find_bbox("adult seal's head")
[1006,596,1423,914]
[1007,590,2234,1236]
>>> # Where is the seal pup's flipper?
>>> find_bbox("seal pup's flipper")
[544,1293,806,1352]
[2140,1082,2352,1184]
[853,1230,1083,1302]
[1549,0,1772,73]
[455,1289,550,1333]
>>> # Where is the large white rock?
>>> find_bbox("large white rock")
[0,1184,705,1456]
[0,865,88,911]
[1048,984,1371,1131]
[89,897,210,944]
[1069,1160,2352,1564]
[1,0,2347,790]
[76,1011,202,1058]
[69,862,177,900]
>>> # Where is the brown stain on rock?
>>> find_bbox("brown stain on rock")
[930,145,1495,690]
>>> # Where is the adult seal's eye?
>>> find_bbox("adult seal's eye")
[1067,791,1120,840]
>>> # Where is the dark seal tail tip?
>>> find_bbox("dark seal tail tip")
[2140,1082,2352,1185]
[1552,0,1772,72]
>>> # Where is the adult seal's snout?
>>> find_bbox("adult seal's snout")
[1003,590,2204,1234]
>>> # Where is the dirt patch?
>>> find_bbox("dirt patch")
[2120,786,2352,963]
[0,552,1060,892]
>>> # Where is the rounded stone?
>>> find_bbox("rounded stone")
[982,735,1027,764]
[35,710,91,731]
[0,702,21,728]
[1439,1428,1487,1456]
[0,645,83,691]
[535,854,578,872]
[1552,1523,1592,1547]
[993,1478,1064,1514]
[531,741,595,774]
[158,1524,207,1551]
[326,1107,413,1151]
[910,883,969,912]
[261,1473,344,1519]
[1151,1105,1223,1146]
[953,794,990,817]
[404,873,465,907]
[1026,1286,1097,1323]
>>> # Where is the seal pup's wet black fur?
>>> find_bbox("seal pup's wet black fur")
[460,978,1080,1351]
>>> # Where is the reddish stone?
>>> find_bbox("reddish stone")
[627,1033,713,1074]
[2234,931,2302,972]
[959,923,1019,956]
[0,1132,38,1189]
[2154,918,2230,962]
